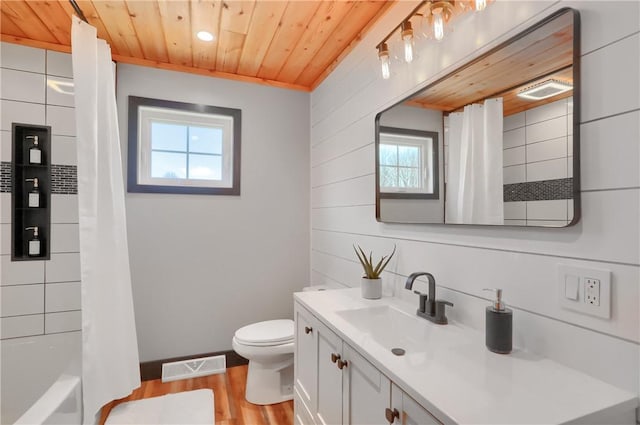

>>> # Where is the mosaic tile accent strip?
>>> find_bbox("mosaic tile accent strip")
[0,161,78,194]
[51,164,78,194]
[0,162,10,193]
[504,178,573,202]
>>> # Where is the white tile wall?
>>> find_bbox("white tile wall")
[45,51,73,78]
[0,43,45,73]
[0,69,45,104]
[1,285,44,317]
[45,253,81,283]
[526,157,567,182]
[46,76,75,108]
[503,165,526,184]
[526,137,567,163]
[51,135,76,165]
[503,111,525,131]
[526,115,567,144]
[504,201,526,220]
[503,146,525,166]
[0,130,11,162]
[0,100,45,131]
[1,257,45,286]
[525,98,567,124]
[0,315,43,339]
[503,127,525,149]
[50,224,79,253]
[527,200,569,221]
[45,282,81,313]
[44,311,81,334]
[46,106,76,137]
[51,195,79,223]
[0,223,9,255]
[1,42,80,341]
[0,194,10,223]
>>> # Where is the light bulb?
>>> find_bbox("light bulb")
[433,12,444,41]
[378,43,391,79]
[401,21,414,63]
[381,54,391,79]
[475,0,487,11]
[403,36,413,63]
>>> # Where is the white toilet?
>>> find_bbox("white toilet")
[232,319,294,405]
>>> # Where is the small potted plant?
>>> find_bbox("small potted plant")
[354,244,396,299]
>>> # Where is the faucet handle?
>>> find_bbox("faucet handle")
[434,300,453,325]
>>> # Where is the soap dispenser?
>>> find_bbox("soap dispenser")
[483,288,512,354]
[25,226,41,256]
[26,135,42,164]
[26,178,40,208]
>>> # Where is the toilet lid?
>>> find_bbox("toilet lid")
[234,319,294,345]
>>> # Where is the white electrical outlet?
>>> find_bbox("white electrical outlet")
[584,278,600,306]
[558,265,611,319]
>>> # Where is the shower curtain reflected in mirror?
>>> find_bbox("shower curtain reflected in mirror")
[446,98,504,225]
[71,16,140,424]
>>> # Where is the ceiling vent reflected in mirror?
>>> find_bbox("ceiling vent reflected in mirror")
[518,80,574,101]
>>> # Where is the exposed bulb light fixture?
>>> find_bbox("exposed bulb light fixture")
[378,43,391,79]
[375,0,490,80]
[401,21,414,63]
[196,31,214,42]
[517,79,573,100]
[433,11,445,41]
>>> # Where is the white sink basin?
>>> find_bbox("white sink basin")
[336,305,433,353]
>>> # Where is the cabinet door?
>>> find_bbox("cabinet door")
[391,384,441,425]
[295,303,318,413]
[342,343,390,425]
[315,321,343,425]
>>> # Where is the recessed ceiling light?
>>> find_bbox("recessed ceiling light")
[197,31,214,42]
[517,79,573,100]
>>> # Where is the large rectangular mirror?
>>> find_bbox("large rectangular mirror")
[375,8,580,227]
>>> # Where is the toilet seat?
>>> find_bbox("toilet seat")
[234,319,294,346]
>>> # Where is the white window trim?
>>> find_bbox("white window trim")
[137,106,234,189]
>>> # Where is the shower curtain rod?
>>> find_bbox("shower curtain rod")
[69,0,89,23]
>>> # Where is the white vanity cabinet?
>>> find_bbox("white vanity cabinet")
[294,301,441,425]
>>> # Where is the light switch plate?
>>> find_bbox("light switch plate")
[558,265,611,319]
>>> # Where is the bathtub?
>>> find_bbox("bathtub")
[14,374,82,425]
[1,332,82,424]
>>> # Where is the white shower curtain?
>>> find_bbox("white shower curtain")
[446,98,504,224]
[71,17,140,424]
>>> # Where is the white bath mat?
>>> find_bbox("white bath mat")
[105,389,214,424]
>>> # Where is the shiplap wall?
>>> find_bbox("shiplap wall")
[310,0,640,411]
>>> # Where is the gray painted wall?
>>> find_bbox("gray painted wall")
[116,64,310,361]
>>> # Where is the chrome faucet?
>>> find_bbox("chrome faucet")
[405,272,453,325]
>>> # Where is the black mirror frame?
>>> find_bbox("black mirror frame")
[375,7,581,227]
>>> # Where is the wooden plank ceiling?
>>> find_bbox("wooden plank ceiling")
[406,10,574,116]
[1,0,393,91]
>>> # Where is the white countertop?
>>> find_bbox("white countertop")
[294,288,638,424]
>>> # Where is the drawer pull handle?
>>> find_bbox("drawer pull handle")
[330,353,341,363]
[304,326,313,334]
[337,359,348,370]
[385,408,400,423]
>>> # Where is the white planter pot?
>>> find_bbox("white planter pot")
[361,278,382,299]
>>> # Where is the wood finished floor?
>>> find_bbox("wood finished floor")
[100,365,293,425]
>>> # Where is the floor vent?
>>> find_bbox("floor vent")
[161,355,226,383]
